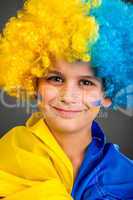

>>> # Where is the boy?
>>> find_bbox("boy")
[0,0,133,199]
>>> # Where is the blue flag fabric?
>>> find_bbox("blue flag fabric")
[71,121,133,199]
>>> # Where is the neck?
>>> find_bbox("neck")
[52,128,92,158]
[45,122,92,178]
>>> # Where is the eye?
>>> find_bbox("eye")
[79,79,95,87]
[46,75,64,84]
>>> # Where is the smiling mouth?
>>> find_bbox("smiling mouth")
[52,106,82,118]
[52,106,82,112]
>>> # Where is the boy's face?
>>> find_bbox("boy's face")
[37,60,111,133]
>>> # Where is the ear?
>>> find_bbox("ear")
[101,97,112,108]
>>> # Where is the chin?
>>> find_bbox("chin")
[45,115,77,131]
[44,106,94,132]
[45,114,90,134]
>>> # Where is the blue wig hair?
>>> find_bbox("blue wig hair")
[89,0,133,109]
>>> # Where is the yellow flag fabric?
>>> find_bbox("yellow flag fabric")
[0,112,74,199]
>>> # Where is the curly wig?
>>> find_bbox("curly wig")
[90,0,133,109]
[0,0,99,98]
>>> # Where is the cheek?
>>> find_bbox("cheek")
[82,89,103,107]
[39,84,59,103]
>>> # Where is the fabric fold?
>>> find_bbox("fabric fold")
[0,112,74,199]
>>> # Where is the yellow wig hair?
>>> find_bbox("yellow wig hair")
[0,0,100,98]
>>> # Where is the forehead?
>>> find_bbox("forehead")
[48,59,94,77]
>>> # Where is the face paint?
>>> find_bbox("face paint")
[84,99,101,114]
[90,99,101,107]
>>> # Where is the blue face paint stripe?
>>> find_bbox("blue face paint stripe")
[90,99,101,107]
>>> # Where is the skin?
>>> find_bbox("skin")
[37,59,112,179]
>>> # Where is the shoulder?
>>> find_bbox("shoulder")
[0,125,27,143]
[0,126,30,176]
[97,143,133,199]
[101,142,133,173]
[101,142,133,168]
[83,143,133,199]
[0,125,37,152]
[0,124,47,178]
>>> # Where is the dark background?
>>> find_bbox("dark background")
[0,0,133,159]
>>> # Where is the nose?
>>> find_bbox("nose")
[59,83,80,104]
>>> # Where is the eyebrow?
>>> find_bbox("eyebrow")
[47,70,101,82]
